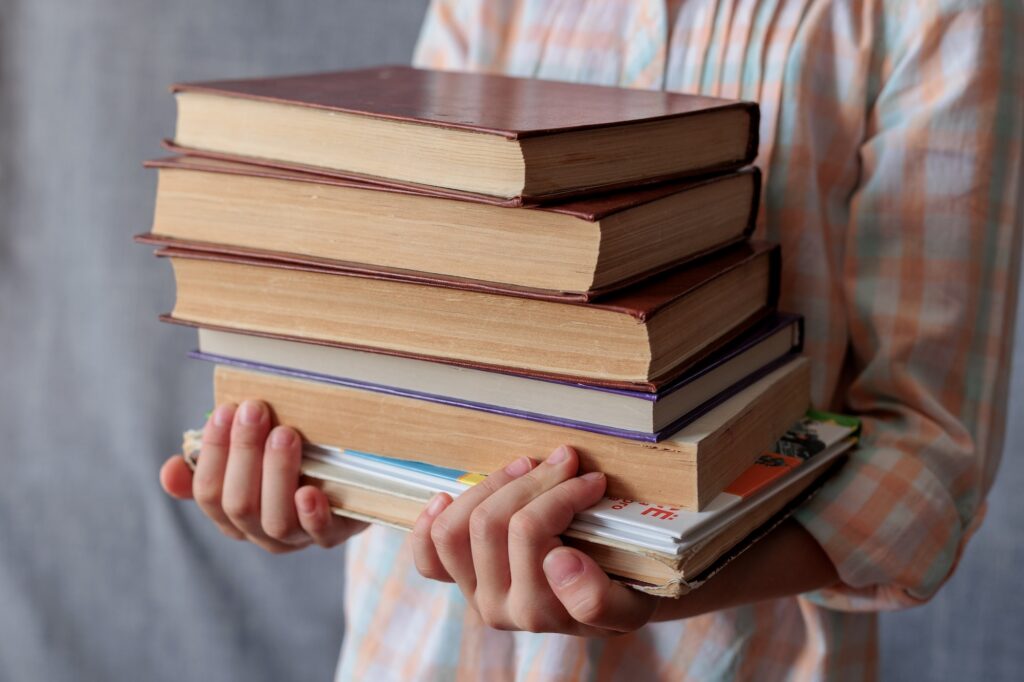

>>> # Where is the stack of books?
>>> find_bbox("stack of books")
[142,66,857,595]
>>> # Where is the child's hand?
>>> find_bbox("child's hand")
[410,445,659,635]
[159,400,365,553]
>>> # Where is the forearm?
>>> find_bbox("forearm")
[652,520,839,621]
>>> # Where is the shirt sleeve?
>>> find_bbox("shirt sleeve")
[793,0,1024,611]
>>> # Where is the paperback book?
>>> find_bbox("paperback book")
[182,411,859,596]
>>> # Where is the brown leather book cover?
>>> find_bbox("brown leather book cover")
[169,65,759,204]
[173,65,758,140]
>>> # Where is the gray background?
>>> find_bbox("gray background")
[0,1,1019,680]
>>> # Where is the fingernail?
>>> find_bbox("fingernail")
[212,404,234,427]
[547,446,570,465]
[270,426,295,449]
[238,400,265,425]
[504,457,532,477]
[298,494,317,515]
[543,548,584,588]
[581,471,605,482]
[426,494,449,517]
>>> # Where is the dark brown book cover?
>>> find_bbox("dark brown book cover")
[169,65,760,205]
[173,65,758,139]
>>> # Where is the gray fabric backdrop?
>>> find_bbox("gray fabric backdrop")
[0,1,1020,680]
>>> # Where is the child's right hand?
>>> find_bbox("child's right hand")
[159,400,365,553]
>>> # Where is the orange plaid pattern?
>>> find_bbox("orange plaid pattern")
[336,1,1024,679]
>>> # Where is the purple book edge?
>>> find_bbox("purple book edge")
[645,312,801,402]
[188,313,801,442]
[469,312,801,401]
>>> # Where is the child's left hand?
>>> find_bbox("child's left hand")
[410,445,660,635]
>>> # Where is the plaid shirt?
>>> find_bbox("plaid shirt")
[336,1,1024,679]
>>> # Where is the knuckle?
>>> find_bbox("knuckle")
[193,480,222,509]
[478,609,512,631]
[222,496,258,523]
[508,508,546,543]
[429,514,463,551]
[262,516,296,542]
[468,506,504,544]
[473,595,499,620]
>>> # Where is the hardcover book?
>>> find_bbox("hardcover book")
[157,241,780,387]
[144,155,759,296]
[169,65,759,202]
[210,357,811,509]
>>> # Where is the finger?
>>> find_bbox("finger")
[221,400,273,540]
[470,448,574,605]
[429,457,534,597]
[193,404,244,540]
[543,546,658,633]
[296,486,365,548]
[411,493,455,581]
[504,467,607,632]
[160,455,194,499]
[260,426,308,545]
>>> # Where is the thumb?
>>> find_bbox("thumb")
[295,485,367,548]
[160,455,195,499]
[543,546,657,633]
